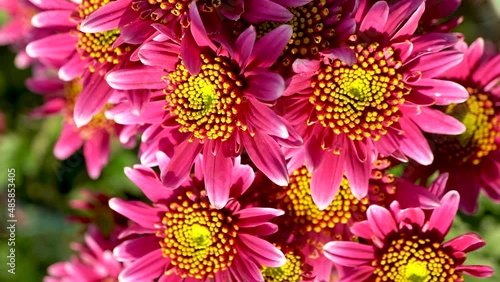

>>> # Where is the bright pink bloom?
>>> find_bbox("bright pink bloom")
[25,0,137,127]
[407,38,500,214]
[44,225,123,282]
[280,0,468,208]
[111,157,286,281]
[79,0,307,73]
[106,24,301,207]
[323,190,494,281]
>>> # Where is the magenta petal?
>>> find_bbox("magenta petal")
[245,69,285,101]
[426,190,460,236]
[118,249,166,282]
[161,141,202,189]
[455,265,494,278]
[237,234,286,267]
[359,1,389,34]
[124,166,172,203]
[106,67,166,90]
[246,98,288,138]
[139,41,181,70]
[204,143,233,209]
[243,0,293,23]
[74,75,114,127]
[409,50,464,79]
[241,131,288,186]
[411,78,469,105]
[59,54,87,81]
[248,25,292,68]
[181,31,202,75]
[31,10,74,28]
[233,26,256,69]
[350,221,375,240]
[108,198,160,228]
[79,0,130,32]
[113,236,160,262]
[443,232,485,253]
[408,107,465,135]
[398,115,433,165]
[231,251,264,282]
[235,207,284,227]
[428,173,449,199]
[338,265,375,282]
[323,241,375,267]
[345,141,371,199]
[188,3,215,48]
[26,33,77,60]
[367,205,397,240]
[53,123,83,159]
[83,131,110,179]
[391,2,424,40]
[398,207,425,227]
[311,150,345,210]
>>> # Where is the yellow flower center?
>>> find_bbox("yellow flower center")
[131,0,221,22]
[310,43,408,141]
[158,191,238,279]
[166,54,246,141]
[435,89,499,165]
[373,233,460,282]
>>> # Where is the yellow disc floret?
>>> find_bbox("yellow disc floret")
[166,54,246,141]
[262,249,305,282]
[310,43,408,141]
[158,191,238,279]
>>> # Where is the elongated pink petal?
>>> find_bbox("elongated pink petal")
[245,69,285,101]
[241,131,288,186]
[408,107,465,135]
[243,0,293,23]
[384,0,423,35]
[118,249,166,282]
[79,0,130,32]
[350,220,375,240]
[108,198,160,228]
[204,143,233,209]
[426,190,460,236]
[443,232,485,253]
[235,207,284,227]
[84,130,110,179]
[231,251,264,282]
[359,1,388,34]
[248,25,292,68]
[139,41,180,70]
[113,236,160,262]
[74,75,114,127]
[59,53,87,81]
[181,31,202,75]
[398,115,433,165]
[124,166,172,203]
[409,50,464,79]
[31,10,75,28]
[30,0,76,10]
[106,67,166,90]
[323,241,375,267]
[345,141,371,199]
[391,1,424,40]
[188,3,215,48]
[311,150,345,210]
[161,141,203,189]
[338,266,375,282]
[367,205,397,239]
[245,98,288,138]
[455,265,494,278]
[54,123,83,159]
[233,25,255,69]
[237,234,286,267]
[26,33,77,60]
[411,78,469,105]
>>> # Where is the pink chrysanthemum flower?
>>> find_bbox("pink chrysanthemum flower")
[26,0,136,127]
[323,190,494,281]
[407,38,500,214]
[251,158,438,281]
[106,24,301,207]
[280,0,468,208]
[44,225,123,282]
[111,157,286,281]
[30,74,137,179]
[80,0,306,74]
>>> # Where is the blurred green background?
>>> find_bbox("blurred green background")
[1,1,500,281]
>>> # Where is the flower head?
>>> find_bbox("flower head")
[281,0,468,207]
[323,190,494,281]
[111,157,286,281]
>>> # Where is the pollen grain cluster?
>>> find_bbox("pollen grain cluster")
[157,191,238,279]
[310,43,408,141]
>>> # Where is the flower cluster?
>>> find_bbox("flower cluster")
[1,0,498,281]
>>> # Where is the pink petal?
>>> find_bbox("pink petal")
[139,41,180,70]
[161,140,203,189]
[248,24,293,68]
[426,190,460,236]
[230,252,264,282]
[235,207,284,227]
[229,160,255,197]
[108,198,161,228]
[443,232,485,253]
[408,50,464,79]
[311,150,345,210]
[359,1,389,34]
[243,0,293,23]
[407,107,465,135]
[245,98,288,138]
[26,33,77,60]
[241,131,288,186]
[83,130,110,179]
[323,241,375,267]
[73,74,114,127]
[113,236,160,262]
[53,123,83,159]
[204,142,233,209]
[344,141,371,199]
[410,78,469,105]
[188,3,215,48]
[124,165,172,203]
[455,265,494,278]
[350,220,376,240]
[367,205,397,240]
[233,26,256,69]
[398,115,433,165]
[391,1,425,40]
[58,53,88,81]
[31,10,75,28]
[180,31,202,75]
[106,67,166,90]
[428,173,449,199]
[237,234,286,267]
[244,69,285,101]
[118,249,166,282]
[398,207,425,227]
[79,0,130,33]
